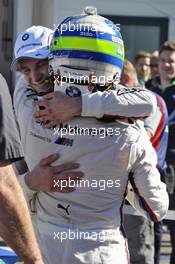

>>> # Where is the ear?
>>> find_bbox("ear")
[125,73,130,84]
[121,73,130,86]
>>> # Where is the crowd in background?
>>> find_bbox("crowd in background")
[126,42,175,264]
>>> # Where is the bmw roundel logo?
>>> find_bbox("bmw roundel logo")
[66,86,81,97]
[22,33,29,41]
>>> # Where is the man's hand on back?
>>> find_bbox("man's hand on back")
[25,154,83,192]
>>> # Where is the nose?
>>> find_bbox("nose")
[30,68,43,84]
[142,64,149,71]
[164,61,171,67]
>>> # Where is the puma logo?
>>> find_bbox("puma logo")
[57,204,70,215]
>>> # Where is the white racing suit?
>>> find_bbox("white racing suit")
[14,78,168,264]
[81,84,157,119]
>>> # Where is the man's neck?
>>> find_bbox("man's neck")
[160,78,171,90]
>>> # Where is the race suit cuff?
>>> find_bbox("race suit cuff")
[81,92,104,118]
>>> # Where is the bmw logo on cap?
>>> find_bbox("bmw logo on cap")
[66,86,81,97]
[22,33,29,41]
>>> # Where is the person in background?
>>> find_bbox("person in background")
[121,59,168,264]
[146,41,175,264]
[0,73,43,264]
[146,50,159,88]
[150,51,159,79]
[134,50,151,86]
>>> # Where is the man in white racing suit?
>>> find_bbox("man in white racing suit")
[12,7,168,264]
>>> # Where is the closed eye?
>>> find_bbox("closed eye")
[37,59,48,67]
[21,67,30,74]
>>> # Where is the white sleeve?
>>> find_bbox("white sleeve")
[126,133,169,222]
[13,75,28,118]
[81,85,156,119]
[19,173,37,213]
[19,173,36,200]
[13,75,34,149]
[144,98,161,136]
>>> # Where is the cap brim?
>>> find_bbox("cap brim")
[11,48,50,70]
